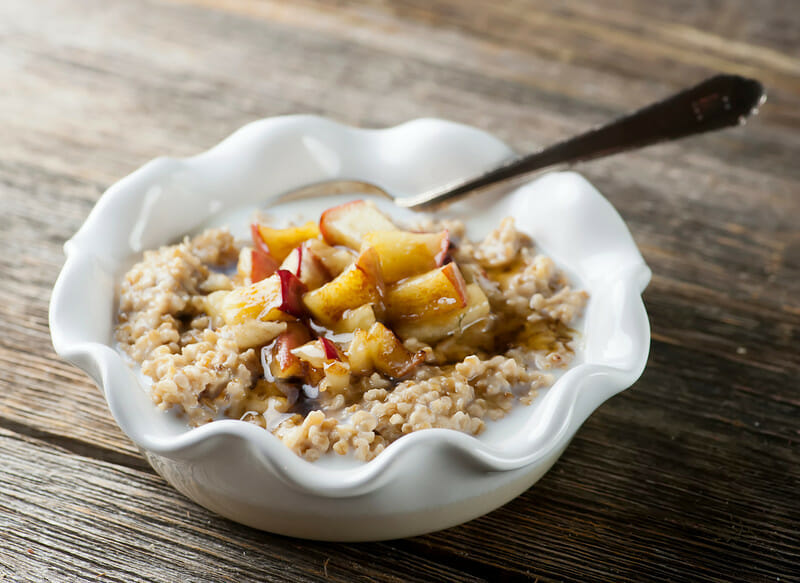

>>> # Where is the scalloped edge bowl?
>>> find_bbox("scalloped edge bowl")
[50,115,650,540]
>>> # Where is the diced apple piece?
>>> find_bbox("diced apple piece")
[361,230,449,282]
[305,238,355,276]
[367,322,425,378]
[321,360,351,394]
[385,263,467,323]
[346,329,373,375]
[333,304,377,334]
[219,270,307,324]
[251,248,279,283]
[227,320,287,350]
[319,336,342,360]
[244,224,280,283]
[290,339,329,369]
[394,283,491,343]
[319,200,397,249]
[250,223,271,256]
[255,221,320,262]
[262,323,312,380]
[302,246,385,327]
[345,323,424,379]
[289,337,350,391]
[279,243,332,290]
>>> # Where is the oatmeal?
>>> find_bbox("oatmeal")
[116,200,588,461]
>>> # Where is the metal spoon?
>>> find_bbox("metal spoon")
[281,74,766,209]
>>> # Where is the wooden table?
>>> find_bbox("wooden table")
[2,0,797,580]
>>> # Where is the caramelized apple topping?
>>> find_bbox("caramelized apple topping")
[229,200,495,397]
[211,200,581,435]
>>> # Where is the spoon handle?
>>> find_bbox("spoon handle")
[402,74,765,208]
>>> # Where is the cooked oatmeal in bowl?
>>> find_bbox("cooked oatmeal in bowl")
[115,199,588,462]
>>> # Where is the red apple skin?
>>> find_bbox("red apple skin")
[263,323,311,380]
[319,200,360,247]
[295,244,304,278]
[279,245,303,279]
[280,243,332,290]
[355,246,385,299]
[433,230,450,266]
[250,223,280,282]
[275,269,308,318]
[251,248,279,283]
[319,336,341,361]
[251,223,271,255]
[441,262,468,305]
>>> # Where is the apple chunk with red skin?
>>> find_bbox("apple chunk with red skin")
[218,269,307,325]
[319,199,397,249]
[302,246,385,327]
[250,248,279,283]
[289,337,351,393]
[319,336,342,360]
[279,242,332,290]
[237,225,280,284]
[290,337,341,369]
[248,224,280,282]
[254,221,320,262]
[385,263,467,323]
[262,322,312,380]
[361,230,449,283]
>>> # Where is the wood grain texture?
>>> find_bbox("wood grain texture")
[0,0,797,580]
[0,427,486,583]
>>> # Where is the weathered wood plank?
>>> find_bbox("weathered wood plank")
[0,426,490,582]
[0,0,797,580]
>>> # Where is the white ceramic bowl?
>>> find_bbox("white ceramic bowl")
[50,115,651,541]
